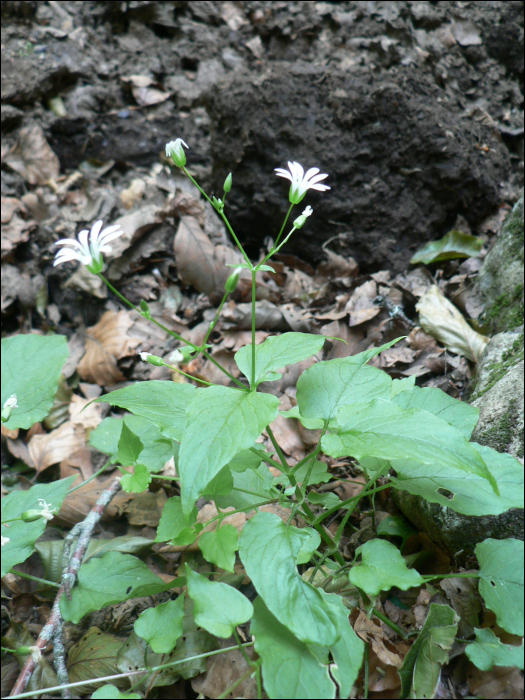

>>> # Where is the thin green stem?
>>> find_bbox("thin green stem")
[249,447,286,472]
[8,643,255,699]
[202,291,228,348]
[218,668,255,700]
[363,643,369,699]
[272,203,294,250]
[266,426,291,476]
[98,273,247,390]
[260,222,297,266]
[182,166,251,265]
[67,459,112,494]
[251,269,257,389]
[333,469,389,548]
[423,573,480,582]
[9,570,60,588]
[372,608,412,640]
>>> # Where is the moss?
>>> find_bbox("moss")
[475,399,523,458]
[483,282,524,331]
[470,333,524,401]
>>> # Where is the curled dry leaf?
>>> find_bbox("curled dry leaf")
[192,639,257,700]
[416,285,489,362]
[174,215,245,298]
[3,125,60,185]
[28,420,85,474]
[77,310,142,386]
[345,280,381,326]
[354,610,403,668]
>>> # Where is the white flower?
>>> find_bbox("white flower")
[1,535,10,546]
[275,161,330,204]
[165,138,189,167]
[54,220,123,274]
[293,205,313,229]
[37,499,56,521]
[3,395,18,410]
[140,352,152,362]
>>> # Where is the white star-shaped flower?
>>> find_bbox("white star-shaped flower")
[37,499,56,521]
[54,220,123,274]
[3,395,18,410]
[275,161,330,204]
[165,138,189,167]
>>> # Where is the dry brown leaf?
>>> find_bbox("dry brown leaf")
[28,420,85,474]
[69,395,105,433]
[316,249,359,280]
[407,326,439,351]
[108,204,162,264]
[59,447,93,486]
[120,178,146,209]
[1,424,19,439]
[439,575,481,638]
[380,346,417,367]
[221,330,269,351]
[174,215,245,297]
[1,213,36,256]
[345,280,381,326]
[198,348,241,386]
[192,639,257,699]
[77,310,142,386]
[64,264,108,298]
[416,285,489,361]
[3,125,60,185]
[467,664,524,699]
[268,413,305,462]
[1,196,27,224]
[355,611,403,668]
[222,299,289,331]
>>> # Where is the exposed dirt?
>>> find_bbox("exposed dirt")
[1,1,523,274]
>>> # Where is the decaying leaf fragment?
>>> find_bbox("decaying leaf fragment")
[416,285,489,362]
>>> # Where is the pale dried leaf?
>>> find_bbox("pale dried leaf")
[3,125,60,185]
[77,310,142,386]
[59,447,93,486]
[28,421,85,474]
[1,213,36,256]
[345,280,381,326]
[1,196,27,224]
[192,640,257,699]
[64,264,107,298]
[174,215,244,297]
[355,611,403,668]
[120,178,146,209]
[69,395,105,432]
[416,285,489,361]
[468,664,524,699]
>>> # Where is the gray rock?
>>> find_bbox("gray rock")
[476,190,524,335]
[470,329,524,459]
[394,222,524,553]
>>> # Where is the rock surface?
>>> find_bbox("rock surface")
[476,190,524,334]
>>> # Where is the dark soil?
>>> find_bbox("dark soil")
[2,1,523,274]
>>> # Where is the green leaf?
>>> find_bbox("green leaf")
[288,458,331,486]
[376,515,415,545]
[296,528,321,565]
[185,565,253,638]
[476,538,524,636]
[306,492,341,509]
[390,375,416,398]
[60,552,169,623]
[117,421,144,465]
[199,524,239,572]
[134,596,185,654]
[67,628,126,696]
[1,476,77,577]
[90,415,174,472]
[392,385,480,439]
[410,230,483,264]
[296,339,403,421]
[391,442,524,516]
[398,603,459,699]
[92,683,141,698]
[179,386,279,514]
[251,597,336,700]
[95,381,197,441]
[1,334,69,429]
[235,332,326,388]
[120,463,151,493]
[215,462,275,510]
[280,405,324,430]
[202,465,233,498]
[239,512,339,645]
[323,400,498,493]
[155,496,198,546]
[318,590,365,698]
[228,447,262,473]
[349,539,424,596]
[466,628,524,671]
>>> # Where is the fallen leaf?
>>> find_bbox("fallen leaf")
[77,310,142,386]
[3,125,60,185]
[416,285,489,361]
[1,214,36,256]
[28,421,85,474]
[345,281,381,326]
[467,663,524,699]
[192,638,257,699]
[174,215,245,298]
[355,611,403,668]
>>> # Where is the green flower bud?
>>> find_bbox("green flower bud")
[225,267,242,293]
[139,352,165,367]
[223,173,232,193]
[177,346,195,363]
[293,205,313,229]
[140,300,150,317]
[165,139,189,168]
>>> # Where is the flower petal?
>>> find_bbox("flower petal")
[310,183,331,191]
[304,167,320,180]
[275,168,293,181]
[90,220,103,242]
[306,172,329,185]
[54,250,82,265]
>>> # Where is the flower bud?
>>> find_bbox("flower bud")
[140,300,150,317]
[139,352,165,367]
[165,138,189,168]
[223,173,232,193]
[1,394,18,423]
[225,267,242,293]
[177,346,195,363]
[293,205,313,229]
